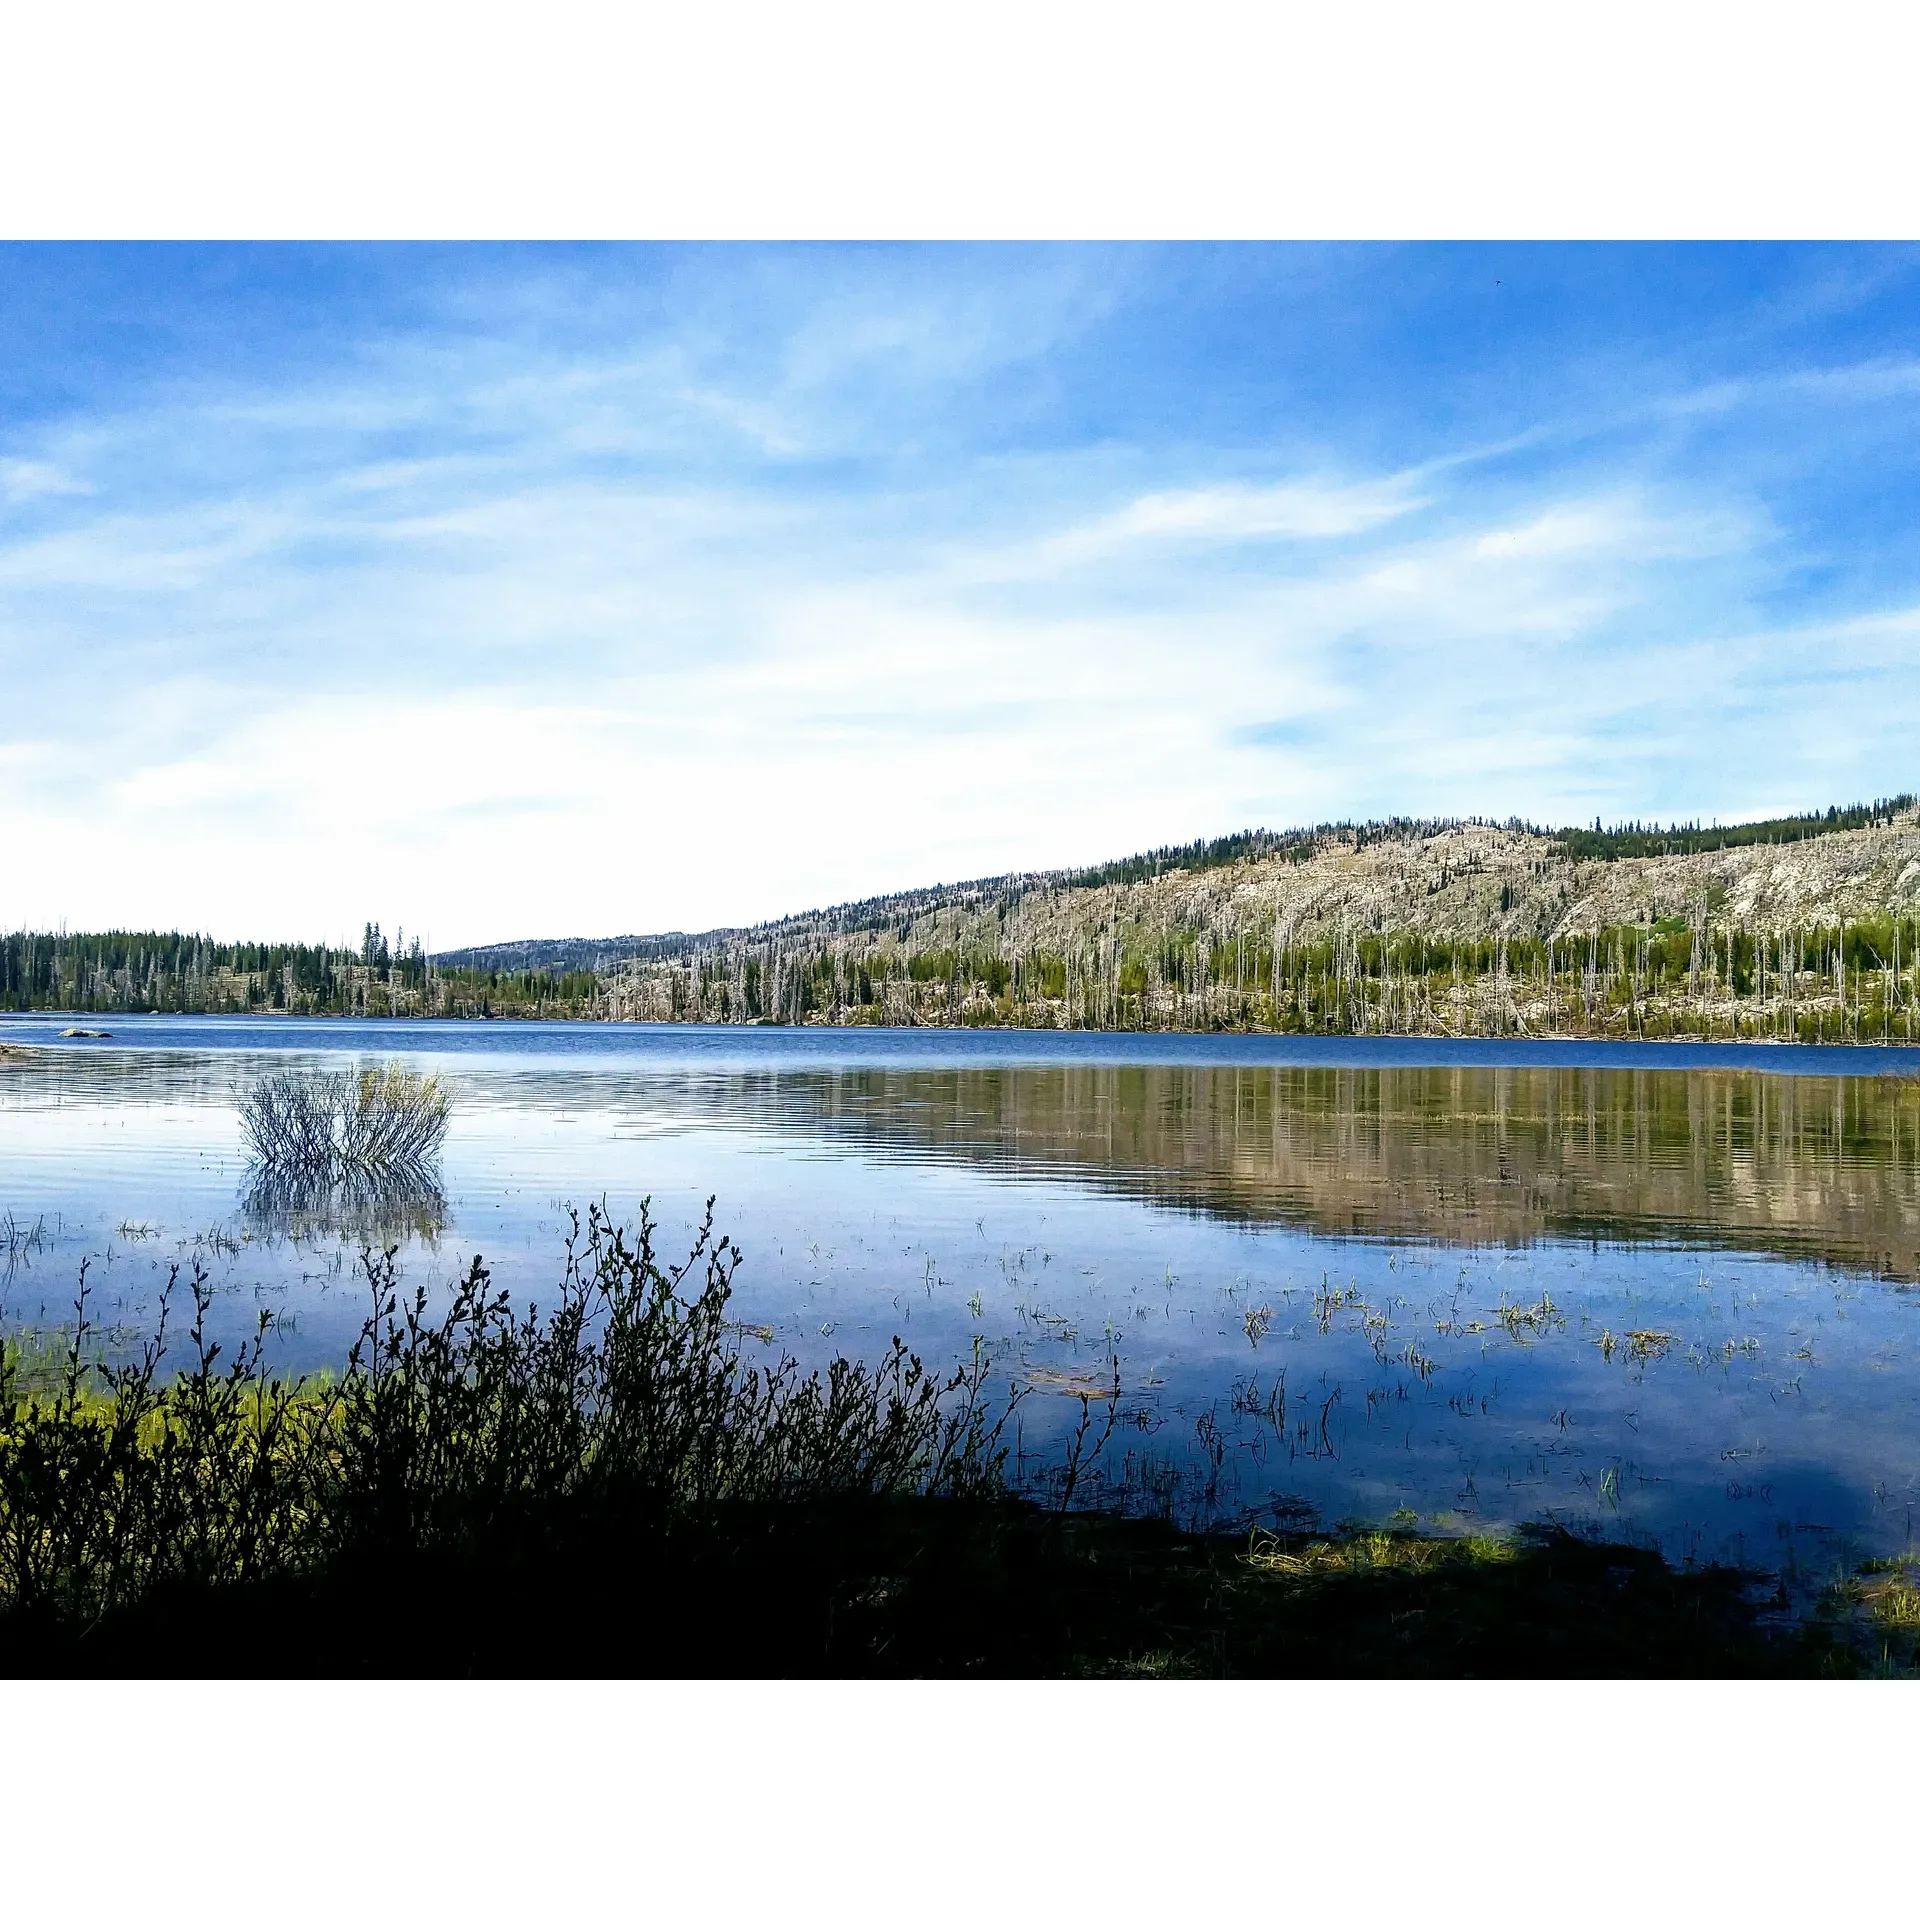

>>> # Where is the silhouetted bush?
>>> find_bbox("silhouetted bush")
[0,1202,1007,1666]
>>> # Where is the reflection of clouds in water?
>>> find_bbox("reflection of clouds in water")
[240,1164,447,1247]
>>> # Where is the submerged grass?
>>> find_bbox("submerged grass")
[0,1205,1902,1677]
[1822,1557,1920,1676]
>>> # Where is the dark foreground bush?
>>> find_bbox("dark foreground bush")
[0,1207,1907,1677]
[0,1203,1006,1673]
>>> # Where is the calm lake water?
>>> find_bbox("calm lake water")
[5,1014,1919,1581]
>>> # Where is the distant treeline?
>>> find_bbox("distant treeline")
[13,798,1920,1041]
[600,909,1920,1044]
[12,911,1920,1042]
[1064,817,1513,889]
[1556,797,1914,864]
[1070,798,1917,888]
[1066,827,1318,889]
[0,924,601,1020]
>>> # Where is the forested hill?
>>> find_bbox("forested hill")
[438,797,1917,973]
[439,794,1920,1043]
[10,797,1920,1039]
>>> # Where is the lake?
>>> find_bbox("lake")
[4,1014,1919,1585]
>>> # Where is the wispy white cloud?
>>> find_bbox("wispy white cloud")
[0,457,89,503]
[4,248,1920,941]
[1052,475,1425,560]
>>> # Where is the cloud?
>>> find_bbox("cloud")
[4,246,1920,941]
[0,457,89,503]
[972,475,1428,585]
[1472,505,1632,559]
[1097,477,1424,544]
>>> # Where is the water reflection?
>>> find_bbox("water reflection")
[600,1062,1920,1276]
[239,1164,448,1246]
[12,1041,1920,1274]
[6,1028,1920,1578]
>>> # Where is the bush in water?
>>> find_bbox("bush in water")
[238,1063,450,1178]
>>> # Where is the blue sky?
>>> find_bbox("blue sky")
[4,242,1920,947]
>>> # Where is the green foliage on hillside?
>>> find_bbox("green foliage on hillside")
[0,924,600,1020]
[1062,817,1503,889]
[1556,797,1913,863]
[603,902,1920,1045]
[1065,827,1314,888]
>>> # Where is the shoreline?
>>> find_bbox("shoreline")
[6,1015,1920,1081]
[4,1006,1919,1047]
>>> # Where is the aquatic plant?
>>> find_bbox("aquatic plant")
[239,1064,450,1178]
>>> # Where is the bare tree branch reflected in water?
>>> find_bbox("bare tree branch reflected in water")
[239,1162,448,1246]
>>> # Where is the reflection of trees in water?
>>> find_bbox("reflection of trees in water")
[22,1041,1920,1272]
[714,1063,1920,1274]
[240,1164,447,1245]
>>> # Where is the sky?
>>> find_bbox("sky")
[4,241,1920,949]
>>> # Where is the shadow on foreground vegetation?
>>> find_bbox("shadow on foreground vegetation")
[1,1205,1913,1678]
